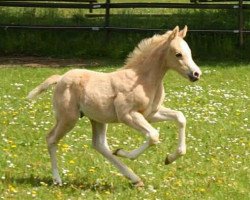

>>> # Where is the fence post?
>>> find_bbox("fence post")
[239,0,244,46]
[105,0,111,40]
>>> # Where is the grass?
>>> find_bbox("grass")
[0,61,249,199]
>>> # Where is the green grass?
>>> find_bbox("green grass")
[0,62,249,199]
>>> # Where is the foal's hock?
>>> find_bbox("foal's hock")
[27,26,201,187]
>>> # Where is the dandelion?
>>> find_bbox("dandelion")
[174,180,182,187]
[89,167,96,173]
[31,190,37,197]
[69,160,75,164]
[61,144,70,152]
[104,191,111,195]
[198,188,206,193]
[8,185,17,193]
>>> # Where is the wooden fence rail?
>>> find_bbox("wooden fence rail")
[0,0,249,46]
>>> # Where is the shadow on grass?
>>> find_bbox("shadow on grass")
[8,175,53,186]
[4,174,129,191]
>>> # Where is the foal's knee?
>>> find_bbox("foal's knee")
[92,141,99,151]
[46,124,64,148]
[92,140,104,153]
[46,133,58,151]
[92,142,109,156]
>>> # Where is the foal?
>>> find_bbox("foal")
[28,26,201,187]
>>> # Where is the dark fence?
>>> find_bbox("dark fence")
[0,0,249,46]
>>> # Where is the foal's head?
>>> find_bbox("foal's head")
[164,26,201,82]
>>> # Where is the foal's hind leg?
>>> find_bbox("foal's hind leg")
[91,120,143,186]
[46,112,78,185]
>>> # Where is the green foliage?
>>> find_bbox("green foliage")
[0,3,250,60]
[0,63,249,199]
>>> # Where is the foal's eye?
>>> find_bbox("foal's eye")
[175,53,182,58]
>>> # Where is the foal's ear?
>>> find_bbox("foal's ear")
[179,25,188,38]
[169,26,179,40]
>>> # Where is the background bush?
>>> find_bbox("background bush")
[0,3,249,61]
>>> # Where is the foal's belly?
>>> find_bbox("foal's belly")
[80,104,118,123]
[79,92,118,123]
[70,70,118,123]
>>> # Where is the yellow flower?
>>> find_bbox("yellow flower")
[199,188,206,193]
[8,185,17,193]
[12,112,18,116]
[217,179,223,184]
[62,144,69,148]
[89,167,96,173]
[32,190,37,197]
[61,144,70,152]
[105,191,111,195]
[69,160,75,164]
[174,180,182,187]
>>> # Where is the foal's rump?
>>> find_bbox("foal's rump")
[27,69,119,123]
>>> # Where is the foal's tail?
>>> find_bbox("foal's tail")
[27,75,62,100]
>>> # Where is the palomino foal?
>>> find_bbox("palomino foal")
[28,26,201,187]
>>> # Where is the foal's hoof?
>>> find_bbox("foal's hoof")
[165,155,173,165]
[165,157,171,165]
[53,179,62,186]
[133,180,144,188]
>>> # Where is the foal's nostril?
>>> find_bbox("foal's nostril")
[193,71,200,78]
[188,71,201,82]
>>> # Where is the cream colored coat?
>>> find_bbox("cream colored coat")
[28,26,201,187]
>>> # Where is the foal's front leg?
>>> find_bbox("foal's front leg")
[148,106,187,164]
[114,111,160,159]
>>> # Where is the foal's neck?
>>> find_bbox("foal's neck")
[123,37,170,85]
[133,50,168,85]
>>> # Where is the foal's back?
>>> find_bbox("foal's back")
[53,68,139,123]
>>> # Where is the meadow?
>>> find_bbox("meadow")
[0,62,249,199]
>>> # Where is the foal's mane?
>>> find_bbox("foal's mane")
[124,31,172,69]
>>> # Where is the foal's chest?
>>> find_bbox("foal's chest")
[133,83,165,116]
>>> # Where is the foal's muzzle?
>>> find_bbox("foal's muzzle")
[188,71,201,82]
